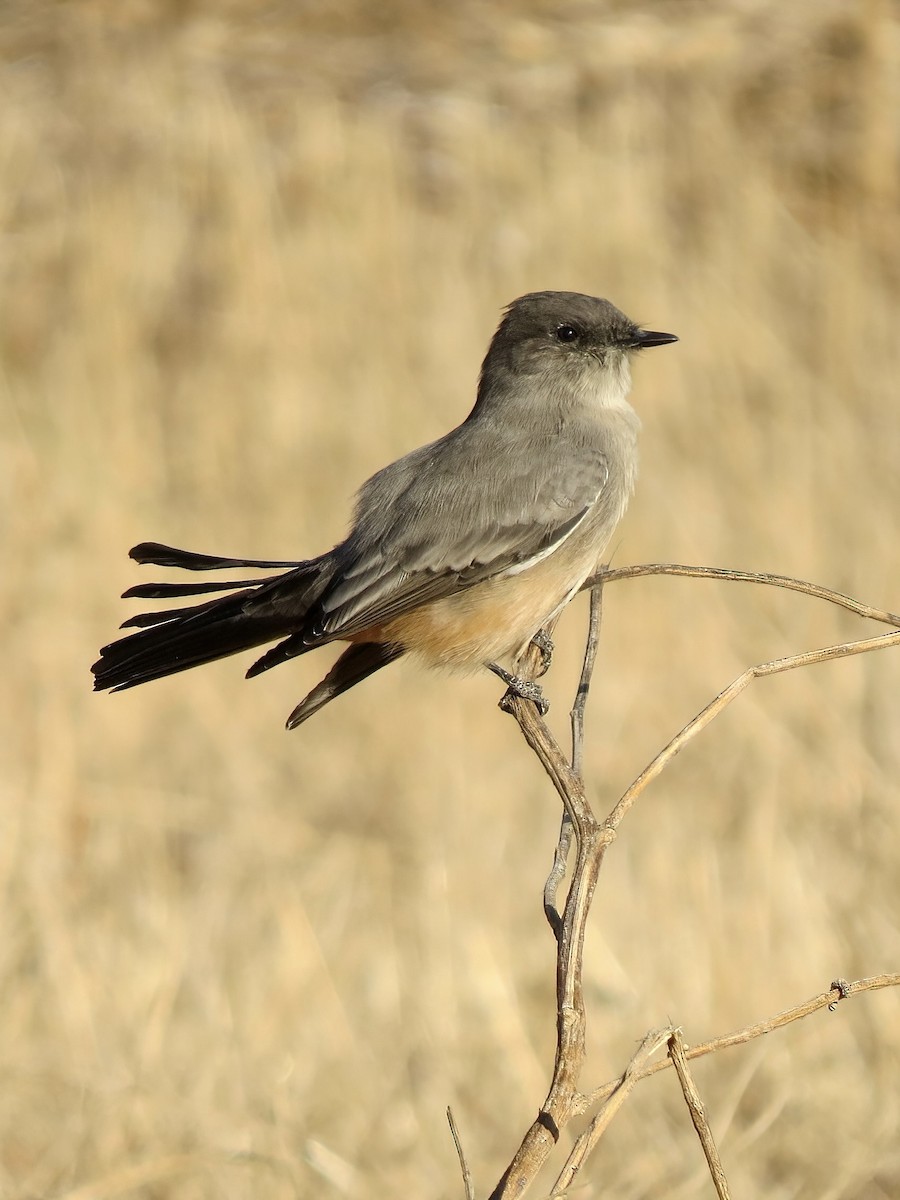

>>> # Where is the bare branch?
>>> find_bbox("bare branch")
[571,585,605,776]
[487,563,900,1199]
[447,1107,475,1200]
[606,629,900,836]
[550,1027,673,1197]
[491,643,610,1197]
[585,974,900,1108]
[543,587,605,938]
[583,562,900,628]
[542,815,572,943]
[668,1029,733,1200]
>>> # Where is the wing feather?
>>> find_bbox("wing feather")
[311,424,610,639]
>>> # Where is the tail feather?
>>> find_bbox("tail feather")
[246,632,311,679]
[92,552,332,693]
[95,599,283,691]
[130,541,304,571]
[285,642,404,729]
[120,599,224,629]
[123,576,284,600]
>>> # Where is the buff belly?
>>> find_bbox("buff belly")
[372,550,593,670]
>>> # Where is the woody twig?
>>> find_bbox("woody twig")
[474,567,899,1199]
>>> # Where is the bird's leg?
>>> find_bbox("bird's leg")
[530,629,554,677]
[489,662,550,715]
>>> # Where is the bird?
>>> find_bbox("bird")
[92,291,677,727]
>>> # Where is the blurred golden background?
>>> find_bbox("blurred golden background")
[1,1,899,1196]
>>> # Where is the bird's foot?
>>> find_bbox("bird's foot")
[530,630,554,676]
[489,663,550,715]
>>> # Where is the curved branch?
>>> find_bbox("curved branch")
[583,974,900,1109]
[582,563,900,628]
[606,628,900,835]
[486,573,900,1199]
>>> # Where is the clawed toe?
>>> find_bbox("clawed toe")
[530,630,554,676]
[489,663,550,715]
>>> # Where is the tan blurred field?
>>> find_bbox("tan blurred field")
[1,1,899,1196]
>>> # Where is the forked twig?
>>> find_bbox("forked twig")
[489,660,613,1199]
[583,974,900,1107]
[550,1027,672,1197]
[480,568,899,1200]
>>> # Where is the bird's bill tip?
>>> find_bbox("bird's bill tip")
[634,329,678,348]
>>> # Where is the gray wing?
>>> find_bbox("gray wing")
[310,423,610,638]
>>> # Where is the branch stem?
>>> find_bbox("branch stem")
[487,564,900,1198]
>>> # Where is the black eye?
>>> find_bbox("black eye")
[555,324,579,343]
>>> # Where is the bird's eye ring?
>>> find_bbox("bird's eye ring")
[555,324,578,343]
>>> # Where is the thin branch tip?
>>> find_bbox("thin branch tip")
[447,1107,475,1200]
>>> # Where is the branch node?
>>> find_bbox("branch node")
[537,1110,561,1142]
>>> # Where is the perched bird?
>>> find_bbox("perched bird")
[92,291,677,727]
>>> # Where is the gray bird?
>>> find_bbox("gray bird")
[92,291,677,725]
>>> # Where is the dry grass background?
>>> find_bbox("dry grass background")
[1,1,899,1196]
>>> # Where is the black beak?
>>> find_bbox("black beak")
[633,329,678,349]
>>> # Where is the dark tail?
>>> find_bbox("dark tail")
[92,542,333,692]
[285,642,404,729]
